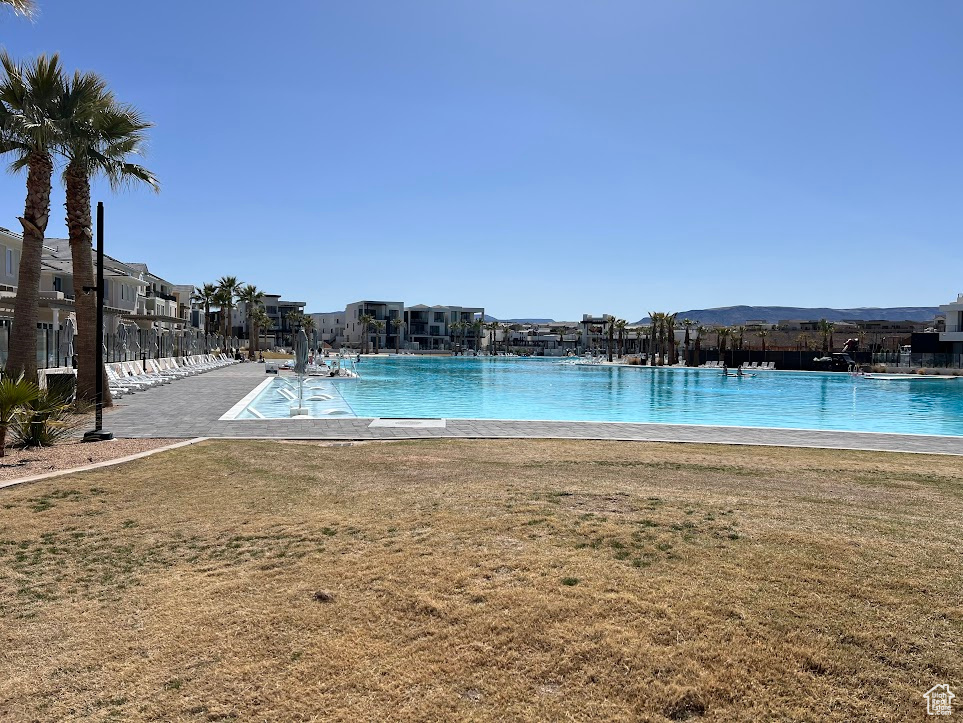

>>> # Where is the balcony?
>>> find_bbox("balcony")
[146,289,177,302]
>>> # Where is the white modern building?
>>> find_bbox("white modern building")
[939,293,963,352]
[404,304,485,351]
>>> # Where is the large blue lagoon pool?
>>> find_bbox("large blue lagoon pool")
[231,357,963,436]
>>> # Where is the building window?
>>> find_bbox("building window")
[53,276,62,292]
[5,248,12,276]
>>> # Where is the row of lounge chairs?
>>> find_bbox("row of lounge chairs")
[105,354,239,397]
[700,361,776,370]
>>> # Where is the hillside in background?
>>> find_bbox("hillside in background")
[633,306,941,326]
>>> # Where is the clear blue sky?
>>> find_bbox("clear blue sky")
[2,1,961,320]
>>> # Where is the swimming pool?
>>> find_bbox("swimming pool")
[226,357,963,436]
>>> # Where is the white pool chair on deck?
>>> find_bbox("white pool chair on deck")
[106,364,148,391]
[120,361,169,387]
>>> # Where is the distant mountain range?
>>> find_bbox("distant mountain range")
[633,306,942,326]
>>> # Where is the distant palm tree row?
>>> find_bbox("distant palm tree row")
[193,278,284,359]
[0,52,157,406]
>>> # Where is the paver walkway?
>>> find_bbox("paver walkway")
[104,363,963,455]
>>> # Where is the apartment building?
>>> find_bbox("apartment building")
[343,300,405,350]
[404,304,484,351]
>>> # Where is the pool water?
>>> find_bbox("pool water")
[235,357,963,436]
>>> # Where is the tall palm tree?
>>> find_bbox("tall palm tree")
[450,320,463,351]
[682,318,694,365]
[216,275,242,340]
[471,319,483,352]
[818,318,835,352]
[503,324,514,354]
[2,0,35,17]
[192,283,218,341]
[663,313,678,365]
[358,313,374,354]
[251,307,272,352]
[634,327,644,356]
[372,320,385,353]
[237,284,264,358]
[0,52,64,382]
[615,319,627,359]
[647,312,660,366]
[606,317,615,362]
[694,325,707,366]
[392,317,405,354]
[486,321,499,353]
[718,327,732,364]
[60,72,158,404]
[735,325,746,351]
[757,329,769,356]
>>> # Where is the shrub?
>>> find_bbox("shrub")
[12,386,78,449]
[0,375,40,456]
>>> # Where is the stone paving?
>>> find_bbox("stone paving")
[103,362,963,455]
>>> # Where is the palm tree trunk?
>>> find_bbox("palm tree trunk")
[65,164,112,406]
[7,153,55,384]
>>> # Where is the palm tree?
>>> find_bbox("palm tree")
[647,312,660,366]
[615,319,627,359]
[735,326,746,351]
[237,284,264,358]
[757,329,769,357]
[392,318,405,353]
[192,283,219,342]
[634,327,644,356]
[694,325,707,366]
[0,52,64,382]
[486,321,499,353]
[2,0,35,17]
[250,307,272,352]
[818,318,835,352]
[216,276,242,340]
[358,313,374,354]
[373,320,385,354]
[471,319,483,352]
[503,324,514,354]
[682,318,694,365]
[663,313,678,365]
[60,72,157,403]
[450,320,463,351]
[718,327,732,364]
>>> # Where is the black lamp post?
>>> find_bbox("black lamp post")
[83,202,113,442]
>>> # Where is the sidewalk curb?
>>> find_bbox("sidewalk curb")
[0,437,209,491]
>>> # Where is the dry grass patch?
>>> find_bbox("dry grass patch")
[0,439,961,721]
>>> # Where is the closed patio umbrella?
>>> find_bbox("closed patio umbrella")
[59,318,75,367]
[294,329,309,376]
[117,324,129,360]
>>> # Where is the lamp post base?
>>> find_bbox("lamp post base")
[82,429,114,443]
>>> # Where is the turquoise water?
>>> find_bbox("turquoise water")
[240,357,963,436]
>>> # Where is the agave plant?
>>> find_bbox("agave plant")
[12,385,76,449]
[0,374,39,456]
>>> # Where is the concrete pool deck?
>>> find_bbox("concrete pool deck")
[103,362,963,455]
